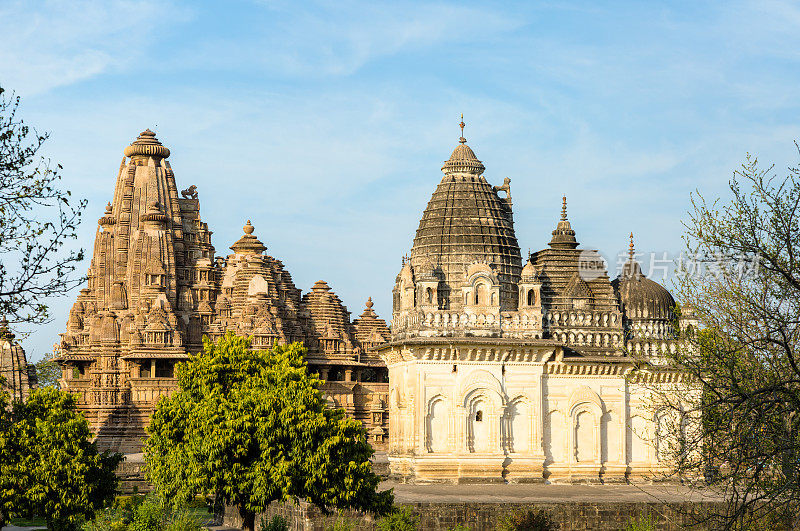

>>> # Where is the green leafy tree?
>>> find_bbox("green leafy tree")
[34,350,61,388]
[145,333,393,531]
[0,85,86,326]
[655,144,800,529]
[0,388,14,528]
[9,387,122,530]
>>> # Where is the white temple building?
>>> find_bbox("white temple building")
[378,122,691,483]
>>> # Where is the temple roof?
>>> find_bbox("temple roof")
[123,129,170,159]
[353,297,391,347]
[301,280,355,353]
[549,196,578,250]
[611,234,675,321]
[408,120,522,310]
[230,220,267,255]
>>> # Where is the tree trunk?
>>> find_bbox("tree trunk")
[239,506,256,531]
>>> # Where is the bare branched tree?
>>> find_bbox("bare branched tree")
[655,144,800,529]
[0,85,85,326]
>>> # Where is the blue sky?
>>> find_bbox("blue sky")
[2,0,800,360]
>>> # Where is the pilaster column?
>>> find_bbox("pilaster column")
[489,412,501,454]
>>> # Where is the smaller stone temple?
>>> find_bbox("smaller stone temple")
[53,130,390,453]
[379,121,693,483]
[0,320,36,402]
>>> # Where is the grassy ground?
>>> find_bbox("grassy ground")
[8,516,47,529]
[8,517,46,525]
[7,498,213,529]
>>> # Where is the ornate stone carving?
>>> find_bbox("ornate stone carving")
[55,130,390,453]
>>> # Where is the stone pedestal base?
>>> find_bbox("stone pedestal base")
[389,454,507,483]
[627,463,671,483]
[456,454,506,483]
[599,463,628,483]
[545,463,602,484]
[505,455,546,483]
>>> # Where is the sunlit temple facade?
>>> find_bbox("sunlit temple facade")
[379,121,690,483]
[53,124,689,484]
[53,130,389,453]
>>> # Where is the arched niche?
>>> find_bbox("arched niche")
[568,386,604,464]
[466,394,491,453]
[426,395,449,453]
[573,408,598,463]
[475,282,488,305]
[506,396,532,454]
[545,409,566,464]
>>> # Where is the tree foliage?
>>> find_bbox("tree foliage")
[0,85,85,326]
[0,387,121,529]
[659,145,800,529]
[145,333,393,531]
[34,350,61,388]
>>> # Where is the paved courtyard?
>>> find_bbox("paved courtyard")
[387,481,722,504]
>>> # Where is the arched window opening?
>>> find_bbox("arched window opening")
[468,400,489,453]
[426,287,434,304]
[475,283,487,305]
[527,289,535,306]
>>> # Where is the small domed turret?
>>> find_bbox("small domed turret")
[612,233,675,322]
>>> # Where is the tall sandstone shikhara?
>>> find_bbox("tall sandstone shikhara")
[56,125,692,483]
[54,130,389,453]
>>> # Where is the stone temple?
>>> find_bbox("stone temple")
[54,124,690,484]
[379,121,691,483]
[0,320,35,403]
[53,130,389,453]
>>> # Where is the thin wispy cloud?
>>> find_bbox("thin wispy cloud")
[2,0,799,359]
[0,0,187,96]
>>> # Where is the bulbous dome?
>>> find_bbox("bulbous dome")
[612,258,675,321]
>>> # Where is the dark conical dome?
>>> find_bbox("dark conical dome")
[611,236,675,321]
[410,137,522,310]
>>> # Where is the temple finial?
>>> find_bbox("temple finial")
[629,232,635,260]
[459,113,466,144]
[561,196,568,220]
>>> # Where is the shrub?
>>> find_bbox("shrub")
[329,512,356,531]
[114,495,145,516]
[129,496,167,531]
[625,513,656,531]
[497,508,556,531]
[377,505,418,531]
[165,509,202,531]
[82,507,127,531]
[261,515,289,531]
